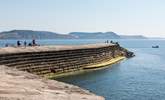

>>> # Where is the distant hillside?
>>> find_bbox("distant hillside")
[70,32,147,39]
[69,32,121,39]
[0,30,75,39]
[120,35,147,39]
[0,30,147,39]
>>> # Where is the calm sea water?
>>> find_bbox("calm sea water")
[1,39,165,100]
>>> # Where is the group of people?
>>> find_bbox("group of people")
[105,40,114,44]
[105,40,120,46]
[17,39,38,47]
[4,39,39,47]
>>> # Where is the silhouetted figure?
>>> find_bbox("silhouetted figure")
[5,44,9,47]
[17,41,21,47]
[110,40,113,43]
[116,42,120,46]
[28,43,32,46]
[105,40,109,43]
[32,39,36,46]
[24,41,27,47]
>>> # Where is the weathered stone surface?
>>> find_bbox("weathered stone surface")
[0,65,104,100]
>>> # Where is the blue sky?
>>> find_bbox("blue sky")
[0,0,165,37]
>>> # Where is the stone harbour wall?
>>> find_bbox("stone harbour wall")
[0,44,125,77]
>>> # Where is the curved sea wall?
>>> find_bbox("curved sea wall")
[0,43,134,100]
[0,43,132,78]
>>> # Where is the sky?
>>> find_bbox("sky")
[0,0,165,37]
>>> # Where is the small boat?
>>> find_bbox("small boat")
[152,45,159,48]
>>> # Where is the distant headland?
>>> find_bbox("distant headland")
[0,30,147,39]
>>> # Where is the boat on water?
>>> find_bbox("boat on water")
[152,45,159,48]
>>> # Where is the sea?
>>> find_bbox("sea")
[1,39,165,100]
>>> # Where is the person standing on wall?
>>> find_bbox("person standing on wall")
[24,41,27,47]
[32,39,36,46]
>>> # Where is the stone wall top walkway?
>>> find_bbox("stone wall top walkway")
[0,43,115,54]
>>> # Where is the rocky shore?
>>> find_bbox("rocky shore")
[0,65,104,100]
